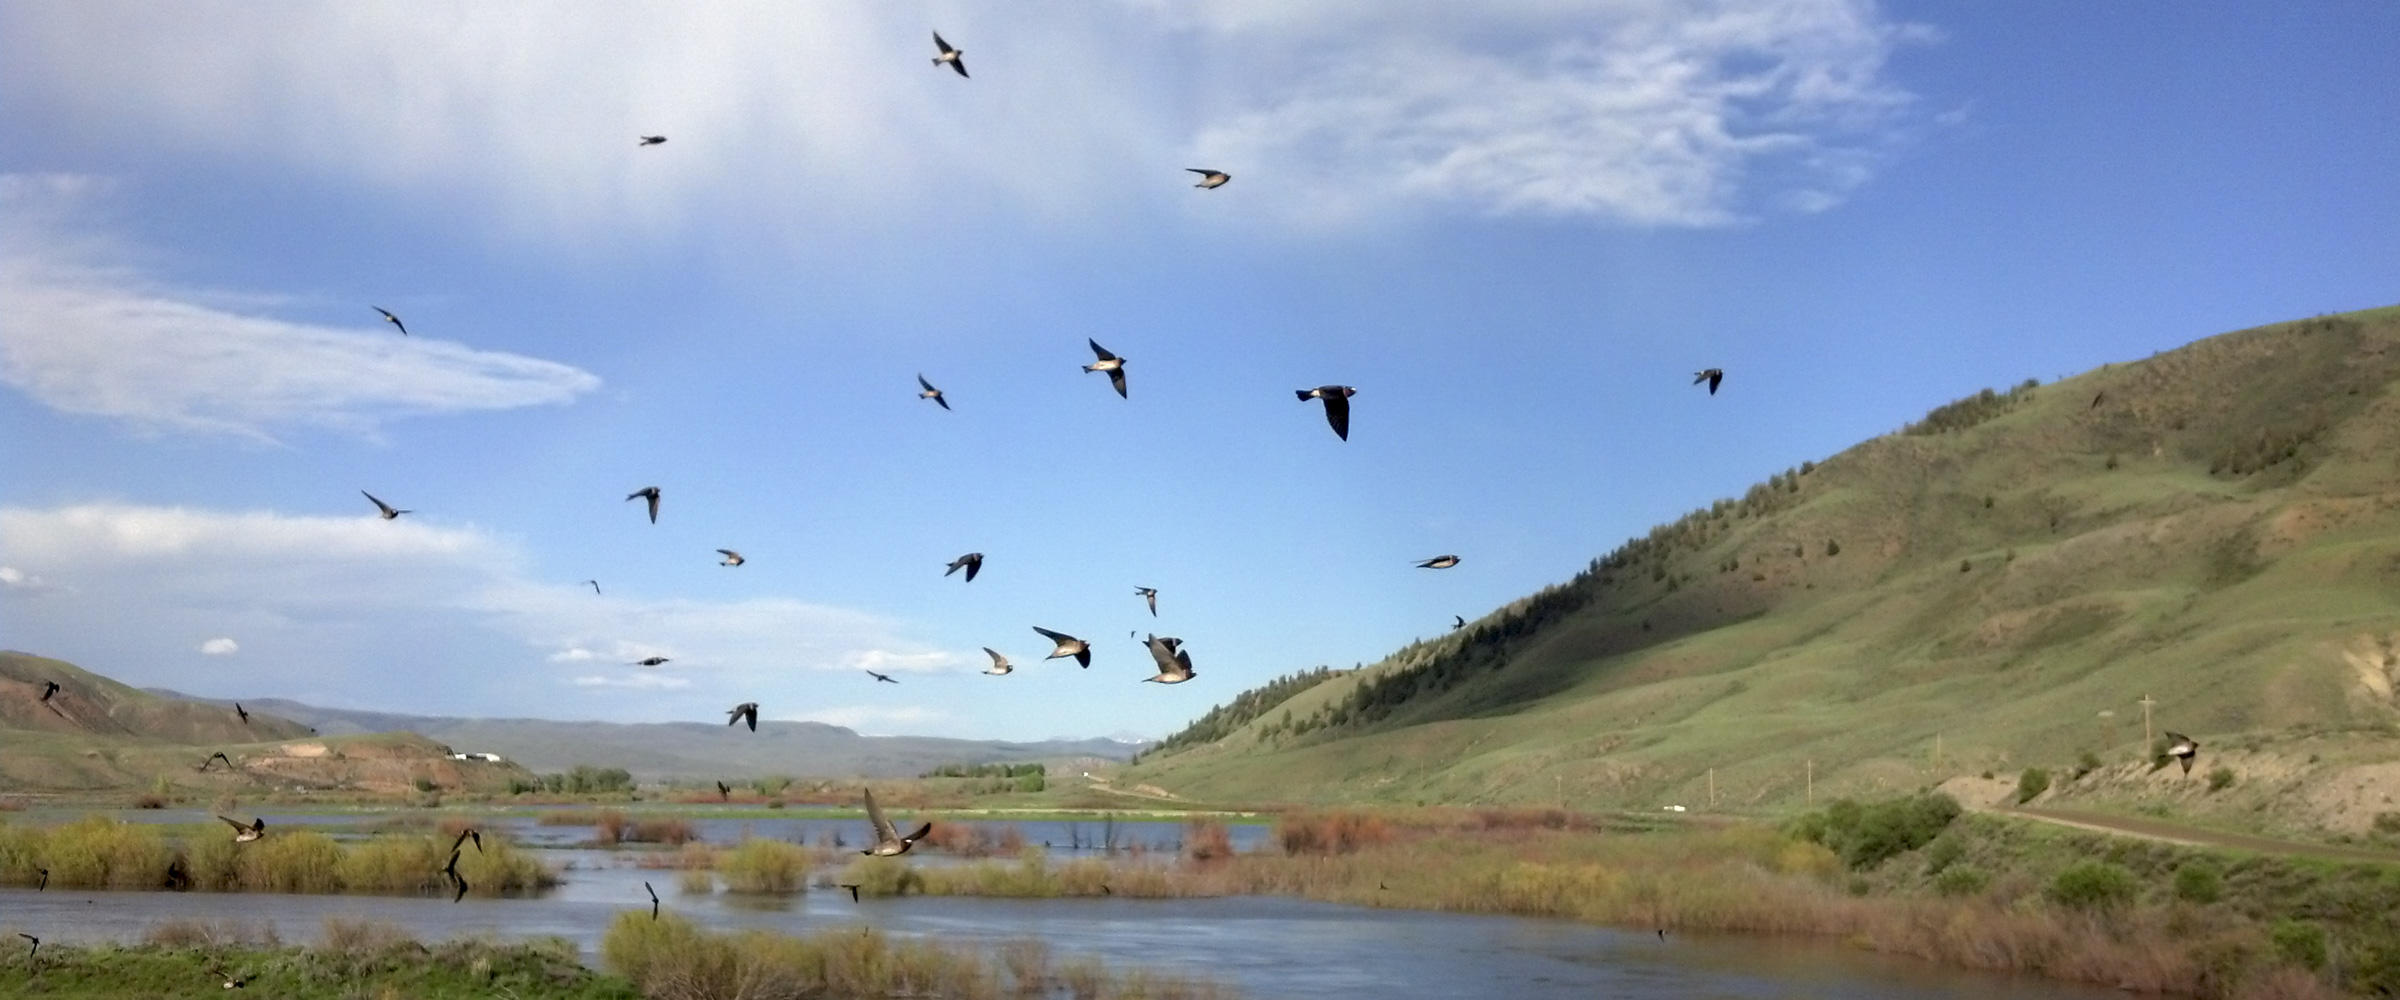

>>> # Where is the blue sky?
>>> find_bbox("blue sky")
[2,1,2394,741]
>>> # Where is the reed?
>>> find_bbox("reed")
[599,912,1231,1000]
[1,922,633,999]
[0,815,556,896]
[715,837,814,893]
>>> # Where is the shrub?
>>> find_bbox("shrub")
[1932,865,1990,897]
[2046,860,2138,911]
[2269,919,2327,970]
[2172,862,2222,904]
[2207,767,2236,792]
[2373,812,2400,835]
[1275,811,1393,855]
[1786,793,1960,871]
[1921,834,1964,875]
[2016,768,2050,804]
[1185,820,1233,864]
[717,838,811,894]
[2073,751,2101,780]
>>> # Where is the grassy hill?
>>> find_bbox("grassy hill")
[1122,306,2400,837]
[146,692,1143,781]
[1,651,527,795]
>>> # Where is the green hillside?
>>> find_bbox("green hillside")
[1,651,524,795]
[1124,306,2400,837]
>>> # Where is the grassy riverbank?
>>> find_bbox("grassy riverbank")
[0,816,554,896]
[0,920,629,999]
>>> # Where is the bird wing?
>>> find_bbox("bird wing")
[362,491,393,514]
[1074,648,1092,668]
[950,58,968,78]
[647,493,660,523]
[1173,648,1194,676]
[1033,626,1073,643]
[983,647,1007,668]
[1146,636,1177,672]
[1324,393,1350,440]
[1109,368,1127,397]
[933,31,954,54]
[217,815,249,831]
[717,549,739,559]
[1088,338,1117,362]
[1708,371,1723,394]
[918,373,937,392]
[863,787,901,842]
[449,829,473,857]
[1187,168,1212,176]
[901,822,933,844]
[1146,592,1157,616]
[964,557,980,582]
[646,881,659,903]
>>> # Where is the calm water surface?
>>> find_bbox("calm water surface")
[0,851,2124,1000]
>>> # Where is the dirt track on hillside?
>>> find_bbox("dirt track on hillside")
[1998,804,2400,864]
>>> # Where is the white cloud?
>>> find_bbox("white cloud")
[0,566,51,591]
[0,176,601,439]
[846,649,965,674]
[786,704,949,734]
[198,637,240,655]
[0,502,957,720]
[0,2,1926,233]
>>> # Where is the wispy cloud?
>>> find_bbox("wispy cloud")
[0,502,958,720]
[0,3,1925,233]
[785,704,949,734]
[0,175,601,439]
[198,637,239,656]
[0,566,54,592]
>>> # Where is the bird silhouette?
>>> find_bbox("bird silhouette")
[443,848,469,902]
[633,656,670,667]
[1082,339,1128,397]
[839,882,862,902]
[981,647,1013,676]
[39,680,60,702]
[626,487,661,524]
[1693,368,1724,395]
[946,552,983,582]
[1451,615,1466,630]
[2164,732,2201,774]
[35,868,47,892]
[1034,626,1092,668]
[638,135,667,146]
[866,670,899,684]
[1416,555,1461,569]
[583,580,602,595]
[1295,385,1356,440]
[717,549,745,567]
[716,780,731,801]
[449,828,483,856]
[17,934,35,959]
[645,880,660,920]
[861,787,933,856]
[362,491,410,520]
[234,702,249,724]
[1187,168,1231,189]
[372,306,408,336]
[1142,635,1196,684]
[726,702,759,732]
[219,815,266,843]
[917,374,949,410]
[931,31,968,77]
[201,751,232,771]
[1135,587,1160,617]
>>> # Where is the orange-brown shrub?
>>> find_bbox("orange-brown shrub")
[1275,810,1394,855]
[1185,820,1234,864]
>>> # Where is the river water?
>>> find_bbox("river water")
[0,845,2123,1000]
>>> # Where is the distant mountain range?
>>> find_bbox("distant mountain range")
[147,690,1145,781]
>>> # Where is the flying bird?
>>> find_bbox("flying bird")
[638,135,667,146]
[1693,368,1725,395]
[201,752,232,771]
[1187,168,1231,189]
[219,815,266,843]
[838,882,862,902]
[1082,339,1128,398]
[1135,587,1159,617]
[930,31,968,77]
[35,868,48,892]
[1452,615,1466,631]
[372,306,408,336]
[2164,732,2201,775]
[449,827,483,856]
[860,787,933,856]
[362,491,410,520]
[1142,635,1196,685]
[39,680,59,702]
[716,780,731,801]
[981,647,1012,676]
[645,880,660,920]
[866,670,899,684]
[717,549,746,567]
[633,656,671,667]
[234,703,249,724]
[17,934,34,959]
[1417,555,1461,569]
[1296,385,1356,440]
[946,552,983,582]
[917,374,949,410]
[1034,626,1092,668]
[443,849,469,902]
[626,487,661,524]
[583,580,602,595]
[726,702,759,732]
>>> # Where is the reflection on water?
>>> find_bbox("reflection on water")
[0,853,2125,1000]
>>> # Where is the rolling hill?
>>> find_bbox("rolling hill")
[1121,306,2400,837]
[1,651,527,794]
[147,692,1143,781]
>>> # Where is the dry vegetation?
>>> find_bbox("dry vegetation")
[0,815,555,896]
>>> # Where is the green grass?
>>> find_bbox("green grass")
[0,921,632,999]
[0,815,555,896]
[1122,306,2400,842]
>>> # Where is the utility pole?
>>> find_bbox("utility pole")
[2138,694,2156,746]
[1805,759,1814,806]
[1707,767,1716,808]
